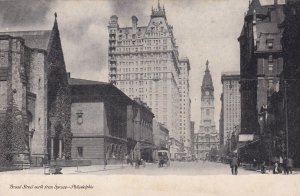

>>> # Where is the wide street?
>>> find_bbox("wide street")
[83,161,257,176]
[2,161,294,175]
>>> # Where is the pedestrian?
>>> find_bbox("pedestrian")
[273,162,279,174]
[279,156,283,173]
[286,157,293,174]
[261,161,266,174]
[230,156,238,175]
[253,158,257,170]
[283,157,288,174]
[125,154,129,165]
[135,157,140,169]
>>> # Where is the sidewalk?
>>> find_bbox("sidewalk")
[241,163,299,174]
[0,164,129,175]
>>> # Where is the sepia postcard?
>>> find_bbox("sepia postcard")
[0,0,300,195]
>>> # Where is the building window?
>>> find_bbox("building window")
[206,109,210,116]
[268,55,273,63]
[76,110,83,125]
[77,147,83,158]
[267,39,273,49]
[268,64,273,72]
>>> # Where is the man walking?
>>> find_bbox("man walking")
[230,156,238,175]
[286,157,293,174]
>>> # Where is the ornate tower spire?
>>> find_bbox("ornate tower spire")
[201,60,214,97]
[151,0,166,18]
[205,60,209,72]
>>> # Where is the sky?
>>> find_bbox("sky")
[0,0,284,130]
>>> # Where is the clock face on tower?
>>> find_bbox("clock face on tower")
[205,91,209,95]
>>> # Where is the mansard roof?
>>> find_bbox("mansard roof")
[246,0,268,19]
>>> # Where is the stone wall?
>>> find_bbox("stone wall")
[29,50,47,158]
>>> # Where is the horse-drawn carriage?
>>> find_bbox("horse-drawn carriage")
[156,150,170,167]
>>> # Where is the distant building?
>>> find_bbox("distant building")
[69,77,154,164]
[195,61,219,159]
[107,2,190,154]
[128,98,155,162]
[219,94,224,148]
[178,58,191,153]
[153,120,169,150]
[190,121,195,155]
[0,15,71,166]
[221,72,240,147]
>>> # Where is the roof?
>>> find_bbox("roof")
[202,64,214,91]
[221,71,240,77]
[0,30,51,50]
[256,33,282,52]
[68,77,108,86]
[118,26,147,37]
[179,57,191,71]
[69,77,153,115]
[221,72,240,82]
[256,22,280,34]
[246,0,268,19]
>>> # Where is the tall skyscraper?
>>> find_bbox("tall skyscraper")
[179,58,191,153]
[195,61,219,159]
[107,2,191,157]
[221,72,240,147]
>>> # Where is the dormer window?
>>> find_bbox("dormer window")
[267,39,274,49]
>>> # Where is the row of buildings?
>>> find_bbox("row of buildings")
[0,13,170,167]
[107,2,193,158]
[219,0,300,166]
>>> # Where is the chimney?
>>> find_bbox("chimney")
[132,16,138,34]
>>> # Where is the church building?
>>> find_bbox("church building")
[0,14,71,167]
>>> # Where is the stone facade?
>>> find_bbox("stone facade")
[221,72,240,147]
[153,120,169,150]
[238,0,284,135]
[107,2,189,155]
[0,15,71,166]
[267,0,300,166]
[127,98,154,162]
[195,62,219,159]
[238,0,286,163]
[178,58,192,154]
[69,78,154,164]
